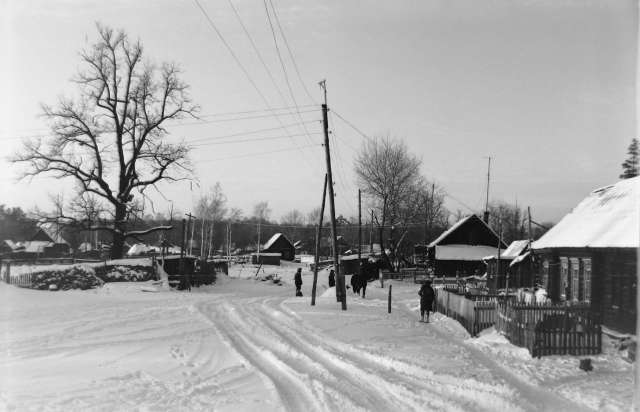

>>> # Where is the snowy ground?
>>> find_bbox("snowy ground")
[0,262,633,411]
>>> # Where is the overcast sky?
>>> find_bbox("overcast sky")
[1,0,637,224]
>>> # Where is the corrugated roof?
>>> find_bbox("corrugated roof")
[532,176,640,249]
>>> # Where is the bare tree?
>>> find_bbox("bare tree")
[196,183,227,259]
[12,24,197,258]
[488,201,524,244]
[252,201,272,222]
[281,209,304,226]
[354,136,421,269]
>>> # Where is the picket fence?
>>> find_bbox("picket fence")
[434,289,514,336]
[496,301,601,357]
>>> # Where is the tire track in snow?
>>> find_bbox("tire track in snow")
[261,297,520,412]
[397,301,590,412]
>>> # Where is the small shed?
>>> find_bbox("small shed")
[30,223,70,256]
[262,233,295,261]
[251,252,281,265]
[532,176,638,333]
[338,254,369,276]
[483,240,531,289]
[428,214,507,277]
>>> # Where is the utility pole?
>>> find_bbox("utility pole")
[319,79,346,310]
[358,189,362,279]
[484,156,491,223]
[185,213,196,256]
[369,210,374,252]
[311,174,328,306]
[257,221,261,256]
[179,218,187,286]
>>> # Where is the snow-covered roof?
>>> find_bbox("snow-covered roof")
[435,244,505,261]
[532,176,640,249]
[263,233,293,250]
[24,241,53,253]
[37,222,69,245]
[428,214,503,248]
[510,251,531,267]
[127,243,153,256]
[251,252,281,257]
[339,254,369,261]
[428,216,473,247]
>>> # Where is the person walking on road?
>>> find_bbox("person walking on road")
[294,268,303,297]
[419,280,435,323]
[328,269,336,288]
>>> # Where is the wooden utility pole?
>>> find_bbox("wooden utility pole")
[483,156,491,223]
[179,218,187,285]
[369,209,374,252]
[319,80,346,310]
[185,213,196,255]
[311,174,328,306]
[358,189,362,279]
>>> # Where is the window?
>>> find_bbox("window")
[582,258,591,303]
[570,258,580,302]
[560,257,568,301]
[542,259,549,290]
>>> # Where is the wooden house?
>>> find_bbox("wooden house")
[483,240,531,289]
[262,233,295,261]
[532,177,638,333]
[338,254,369,276]
[428,214,507,277]
[251,252,281,265]
[30,223,70,257]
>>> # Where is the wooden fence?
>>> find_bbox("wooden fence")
[496,301,601,357]
[434,289,514,336]
[0,261,33,287]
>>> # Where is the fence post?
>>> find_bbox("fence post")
[388,284,392,314]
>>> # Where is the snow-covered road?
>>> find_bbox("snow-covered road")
[0,266,632,411]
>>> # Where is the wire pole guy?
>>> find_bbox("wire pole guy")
[311,174,328,306]
[319,79,346,310]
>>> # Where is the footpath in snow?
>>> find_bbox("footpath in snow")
[0,263,633,411]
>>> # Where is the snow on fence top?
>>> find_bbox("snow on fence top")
[533,176,640,249]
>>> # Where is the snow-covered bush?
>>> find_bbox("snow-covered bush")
[31,266,104,291]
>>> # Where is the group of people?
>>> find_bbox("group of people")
[293,267,437,324]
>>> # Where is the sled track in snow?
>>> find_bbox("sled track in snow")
[195,296,528,412]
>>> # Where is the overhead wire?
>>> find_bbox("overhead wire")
[192,0,320,171]
[267,0,317,105]
[262,0,317,150]
[182,119,321,144]
[189,131,322,147]
[226,0,289,106]
[193,143,321,163]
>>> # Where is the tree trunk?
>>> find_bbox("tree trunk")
[111,203,127,259]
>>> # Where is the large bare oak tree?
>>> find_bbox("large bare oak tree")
[13,24,197,258]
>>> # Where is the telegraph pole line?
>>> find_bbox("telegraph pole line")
[185,213,196,256]
[484,156,491,223]
[319,79,346,310]
[358,189,362,279]
[311,174,328,306]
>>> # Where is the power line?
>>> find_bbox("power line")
[262,0,316,149]
[192,143,321,163]
[330,109,373,142]
[183,119,321,144]
[226,0,288,107]
[193,0,320,170]
[189,131,321,147]
[1,107,322,141]
[267,0,317,104]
